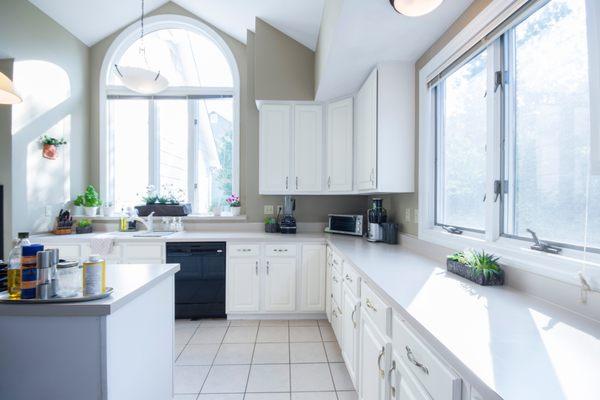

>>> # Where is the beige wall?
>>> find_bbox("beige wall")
[89,2,366,223]
[380,0,493,236]
[254,18,315,101]
[0,0,89,253]
[315,0,343,98]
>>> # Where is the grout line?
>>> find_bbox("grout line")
[319,320,340,400]
[198,322,230,395]
[288,322,292,394]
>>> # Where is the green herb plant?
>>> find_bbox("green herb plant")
[73,195,85,207]
[448,249,501,280]
[40,135,67,146]
[82,185,102,207]
[78,219,92,228]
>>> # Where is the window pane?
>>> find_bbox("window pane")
[194,98,233,214]
[436,50,488,231]
[109,99,149,209]
[110,28,233,88]
[157,99,189,201]
[504,0,594,247]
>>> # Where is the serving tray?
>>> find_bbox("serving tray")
[0,287,114,303]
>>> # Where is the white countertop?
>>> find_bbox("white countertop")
[326,235,600,400]
[0,263,180,317]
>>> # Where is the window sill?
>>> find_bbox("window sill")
[419,227,600,291]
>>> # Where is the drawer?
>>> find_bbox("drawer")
[393,314,461,400]
[342,262,361,297]
[331,251,342,274]
[122,243,164,260]
[264,244,297,257]
[360,281,391,337]
[229,244,260,256]
[331,267,343,307]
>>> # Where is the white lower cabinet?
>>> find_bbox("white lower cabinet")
[341,283,360,387]
[359,312,391,400]
[264,257,296,312]
[389,355,432,400]
[227,257,260,312]
[300,244,326,312]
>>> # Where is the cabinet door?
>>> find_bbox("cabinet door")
[359,313,390,400]
[300,244,326,312]
[355,69,378,191]
[228,257,260,312]
[294,104,323,192]
[327,98,354,192]
[260,104,292,193]
[341,286,360,387]
[326,263,332,322]
[264,257,296,312]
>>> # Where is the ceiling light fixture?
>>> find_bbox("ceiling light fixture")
[114,0,168,94]
[389,0,444,17]
[0,71,22,104]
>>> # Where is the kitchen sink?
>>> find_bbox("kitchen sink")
[132,231,176,238]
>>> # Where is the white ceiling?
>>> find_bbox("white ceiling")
[27,0,326,49]
[315,0,474,100]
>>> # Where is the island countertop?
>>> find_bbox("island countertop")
[0,263,180,317]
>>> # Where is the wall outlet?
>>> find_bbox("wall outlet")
[45,205,53,217]
[264,205,274,215]
[405,208,411,223]
[414,208,419,223]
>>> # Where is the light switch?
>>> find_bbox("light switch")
[264,205,274,215]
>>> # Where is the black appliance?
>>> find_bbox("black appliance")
[280,195,297,234]
[167,242,226,319]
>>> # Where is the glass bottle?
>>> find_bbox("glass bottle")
[7,232,30,299]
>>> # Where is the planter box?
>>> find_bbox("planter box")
[76,226,93,234]
[446,259,504,286]
[265,223,279,233]
[135,203,192,217]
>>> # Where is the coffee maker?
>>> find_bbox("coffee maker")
[280,196,297,234]
[367,198,387,242]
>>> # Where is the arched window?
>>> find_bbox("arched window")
[100,16,239,215]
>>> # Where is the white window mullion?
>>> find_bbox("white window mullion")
[149,98,160,191]
[188,99,198,213]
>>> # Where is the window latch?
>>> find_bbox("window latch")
[494,70,508,93]
[526,229,562,254]
[493,180,508,202]
[441,225,463,235]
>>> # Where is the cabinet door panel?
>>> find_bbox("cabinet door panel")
[356,69,377,191]
[260,104,292,193]
[342,286,359,387]
[294,105,323,192]
[264,257,296,312]
[327,98,354,192]
[228,258,260,312]
[390,355,432,400]
[359,314,389,400]
[300,245,326,312]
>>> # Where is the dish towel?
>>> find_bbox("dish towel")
[90,235,114,256]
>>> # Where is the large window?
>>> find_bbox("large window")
[431,0,598,252]
[103,23,238,214]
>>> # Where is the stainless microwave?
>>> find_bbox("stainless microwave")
[325,214,364,236]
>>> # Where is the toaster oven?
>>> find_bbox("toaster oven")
[325,214,364,236]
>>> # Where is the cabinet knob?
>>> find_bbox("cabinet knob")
[366,298,377,312]
[345,274,353,283]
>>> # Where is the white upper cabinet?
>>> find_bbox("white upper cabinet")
[294,105,324,193]
[326,97,354,192]
[259,104,292,193]
[355,62,415,194]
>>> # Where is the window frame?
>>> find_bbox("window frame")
[98,15,240,214]
[418,0,600,288]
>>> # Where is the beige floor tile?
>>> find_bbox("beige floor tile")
[176,327,198,345]
[336,391,358,400]
[174,365,210,394]
[323,341,343,363]
[290,342,327,363]
[289,326,322,342]
[252,343,290,364]
[201,365,250,394]
[292,392,336,400]
[257,326,289,343]
[330,363,354,391]
[174,395,198,400]
[197,394,244,399]
[260,320,289,326]
[176,319,202,328]
[290,363,334,392]
[319,325,336,342]
[289,319,318,326]
[245,394,290,400]
[190,327,228,344]
[228,319,260,326]
[175,344,186,360]
[177,344,220,365]
[199,319,230,327]
[317,319,331,327]
[246,364,290,393]
[222,326,258,343]
[213,343,254,365]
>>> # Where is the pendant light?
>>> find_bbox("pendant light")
[114,0,168,94]
[0,71,22,104]
[389,0,444,17]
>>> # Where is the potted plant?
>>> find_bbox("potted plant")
[75,219,93,234]
[82,185,102,217]
[72,195,84,215]
[211,201,222,217]
[100,201,115,217]
[226,194,241,216]
[446,249,504,286]
[40,135,67,160]
[135,185,192,216]
[264,216,279,233]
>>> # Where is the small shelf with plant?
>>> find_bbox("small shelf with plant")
[226,194,241,216]
[447,249,504,286]
[75,219,93,234]
[40,135,67,160]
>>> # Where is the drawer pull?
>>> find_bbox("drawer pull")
[333,259,339,265]
[345,274,353,283]
[274,249,288,252]
[406,345,429,375]
[332,276,339,283]
[337,306,342,316]
[266,261,270,275]
[366,298,377,312]
[332,309,337,318]
[388,360,397,398]
[255,261,258,275]
[377,346,385,378]
[351,303,358,328]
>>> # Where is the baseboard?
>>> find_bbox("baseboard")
[227,312,327,320]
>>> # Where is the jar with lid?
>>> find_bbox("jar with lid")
[55,261,81,298]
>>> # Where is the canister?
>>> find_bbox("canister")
[82,255,106,296]
[20,244,43,299]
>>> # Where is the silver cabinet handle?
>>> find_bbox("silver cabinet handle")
[286,176,289,190]
[388,360,397,398]
[332,259,339,265]
[377,346,385,378]
[405,346,429,375]
[345,274,353,283]
[327,176,331,189]
[266,261,270,275]
[351,303,358,328]
[366,298,377,312]
[332,276,339,283]
[337,306,342,315]
[332,309,337,318]
[255,261,259,275]
[274,249,288,253]
[296,176,299,190]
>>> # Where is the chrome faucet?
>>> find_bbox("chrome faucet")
[131,211,155,232]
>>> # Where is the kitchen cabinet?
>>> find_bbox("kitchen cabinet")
[389,355,432,400]
[355,69,378,191]
[259,104,292,193]
[341,283,360,387]
[326,97,354,192]
[121,242,164,264]
[227,257,261,312]
[359,311,391,400]
[299,244,326,312]
[326,249,333,322]
[294,105,323,193]
[264,257,296,312]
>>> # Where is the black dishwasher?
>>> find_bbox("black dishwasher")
[166,242,226,319]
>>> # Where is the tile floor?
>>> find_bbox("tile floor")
[174,319,358,400]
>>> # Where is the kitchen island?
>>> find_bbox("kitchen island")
[0,263,180,400]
